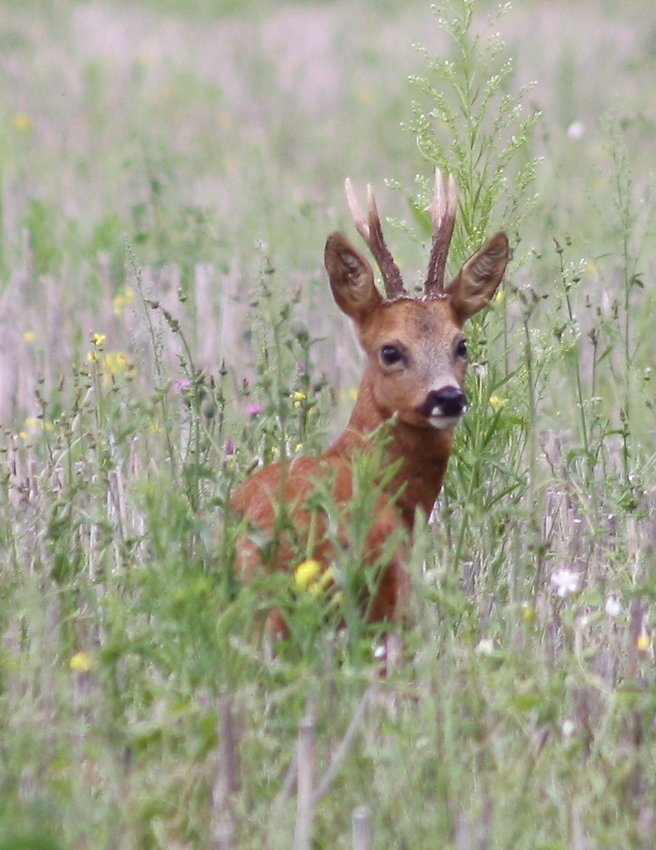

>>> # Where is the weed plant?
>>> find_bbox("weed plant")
[0,0,655,848]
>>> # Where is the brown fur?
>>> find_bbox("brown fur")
[231,195,509,635]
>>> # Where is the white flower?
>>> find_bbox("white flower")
[562,718,576,739]
[550,568,581,597]
[475,638,494,656]
[604,595,622,618]
[567,121,585,141]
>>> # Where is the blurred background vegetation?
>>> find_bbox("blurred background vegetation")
[1,0,655,847]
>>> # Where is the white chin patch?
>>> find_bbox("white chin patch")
[428,414,462,430]
[427,403,466,429]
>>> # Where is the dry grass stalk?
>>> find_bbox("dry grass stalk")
[211,692,240,850]
[352,805,372,850]
[292,695,317,850]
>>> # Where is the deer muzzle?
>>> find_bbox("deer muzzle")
[416,386,468,425]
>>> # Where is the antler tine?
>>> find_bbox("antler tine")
[424,169,458,295]
[344,178,406,299]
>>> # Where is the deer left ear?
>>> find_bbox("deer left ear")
[325,231,383,321]
[446,232,509,323]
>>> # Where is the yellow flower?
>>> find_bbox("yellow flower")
[292,391,306,408]
[88,350,133,380]
[11,113,32,132]
[103,351,131,376]
[91,332,106,348]
[294,560,335,599]
[520,603,536,623]
[294,559,321,590]
[24,416,53,432]
[23,330,36,343]
[69,651,93,672]
[585,260,599,281]
[489,395,508,411]
[494,290,506,304]
[137,49,155,65]
[307,567,335,599]
[636,633,651,654]
[112,287,136,316]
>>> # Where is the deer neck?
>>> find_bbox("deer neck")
[328,371,455,526]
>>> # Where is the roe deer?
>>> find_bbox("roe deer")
[232,172,509,635]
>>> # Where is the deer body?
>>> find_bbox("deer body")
[232,174,509,631]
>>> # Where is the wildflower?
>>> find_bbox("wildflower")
[520,602,536,623]
[567,121,585,141]
[294,559,335,598]
[489,395,507,411]
[475,638,494,655]
[292,391,306,408]
[585,260,599,281]
[294,559,321,590]
[224,438,236,457]
[174,378,193,394]
[11,113,32,132]
[91,332,106,348]
[562,718,576,739]
[103,351,131,376]
[357,87,373,104]
[69,651,93,673]
[24,416,53,433]
[604,595,622,618]
[23,330,36,343]
[636,632,651,654]
[550,567,581,597]
[494,289,506,304]
[112,287,136,316]
[246,403,263,418]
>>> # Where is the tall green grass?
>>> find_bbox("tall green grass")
[1,0,655,847]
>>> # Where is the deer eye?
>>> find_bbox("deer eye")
[455,338,468,359]
[380,344,404,366]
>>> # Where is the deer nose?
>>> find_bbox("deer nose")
[419,386,468,419]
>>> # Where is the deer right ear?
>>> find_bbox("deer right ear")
[446,232,509,323]
[325,232,382,320]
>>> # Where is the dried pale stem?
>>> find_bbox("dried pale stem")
[292,696,317,850]
[212,692,240,850]
[352,805,372,850]
[311,688,370,806]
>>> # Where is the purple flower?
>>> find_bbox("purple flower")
[174,378,193,394]
[224,438,236,456]
[246,403,263,419]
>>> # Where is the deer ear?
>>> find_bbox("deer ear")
[325,232,382,321]
[446,232,509,323]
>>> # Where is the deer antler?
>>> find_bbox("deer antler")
[344,178,406,299]
[424,170,458,296]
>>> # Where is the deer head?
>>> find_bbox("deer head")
[324,171,509,433]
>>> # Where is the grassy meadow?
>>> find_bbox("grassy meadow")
[1,0,656,847]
